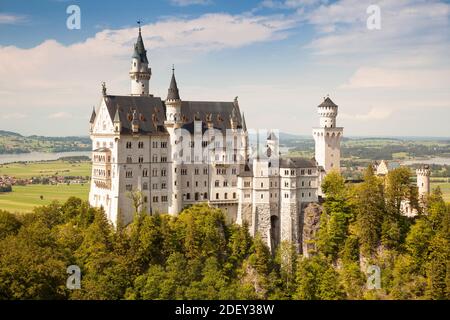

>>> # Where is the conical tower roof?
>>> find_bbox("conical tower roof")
[167,66,180,101]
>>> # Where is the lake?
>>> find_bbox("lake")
[0,151,91,164]
[401,157,450,166]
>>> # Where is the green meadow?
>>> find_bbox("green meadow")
[0,160,91,178]
[0,184,90,213]
[431,182,450,202]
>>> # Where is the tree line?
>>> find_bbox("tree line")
[0,166,448,299]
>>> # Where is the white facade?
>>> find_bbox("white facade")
[89,27,344,252]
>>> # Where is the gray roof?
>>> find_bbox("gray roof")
[242,112,247,131]
[238,163,253,177]
[280,157,317,168]
[89,107,96,123]
[132,29,148,64]
[179,101,243,133]
[103,95,244,135]
[318,97,338,108]
[104,95,168,135]
[167,70,180,101]
[267,131,277,141]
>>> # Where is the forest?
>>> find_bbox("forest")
[0,166,448,300]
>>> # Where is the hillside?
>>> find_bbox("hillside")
[0,130,91,154]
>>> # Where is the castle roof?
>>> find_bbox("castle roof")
[179,100,244,134]
[132,28,149,64]
[103,95,244,135]
[238,163,253,177]
[103,95,167,135]
[89,106,96,123]
[279,157,317,168]
[167,68,180,101]
[318,97,338,108]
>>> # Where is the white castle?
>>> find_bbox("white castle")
[88,27,343,251]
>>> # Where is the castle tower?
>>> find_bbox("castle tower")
[165,66,182,127]
[312,97,343,173]
[416,165,431,201]
[164,67,183,215]
[129,23,151,96]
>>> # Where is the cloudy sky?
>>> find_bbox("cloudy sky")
[0,0,449,137]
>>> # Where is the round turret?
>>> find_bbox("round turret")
[317,97,338,128]
[416,164,431,198]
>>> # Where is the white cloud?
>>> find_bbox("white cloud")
[2,113,28,120]
[48,112,73,119]
[170,0,212,6]
[341,67,450,89]
[0,13,296,134]
[340,107,392,121]
[0,13,26,25]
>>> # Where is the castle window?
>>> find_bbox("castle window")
[261,194,264,199]
[161,169,166,177]
[285,182,289,187]
[143,182,148,190]
[138,156,144,163]
[195,168,199,175]
[291,170,295,175]
[161,157,167,163]
[224,193,228,199]
[162,183,167,189]
[181,169,187,175]
[126,184,132,191]
[161,142,167,148]
[203,168,208,175]
[302,181,305,187]
[244,181,251,187]
[186,193,191,200]
[309,181,311,186]
[308,169,312,175]
[144,196,148,203]
[138,141,144,149]
[309,192,311,197]
[204,181,207,187]
[261,182,264,188]
[162,196,168,202]
[153,196,159,203]
[301,169,305,175]
[143,169,148,177]
[232,168,237,175]
[152,183,158,190]
[125,170,133,178]
[204,193,208,199]
[233,192,236,199]
[223,181,228,187]
[215,180,220,187]
[187,181,190,187]
[126,142,132,149]
[216,193,219,199]
[302,193,304,198]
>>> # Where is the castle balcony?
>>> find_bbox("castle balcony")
[92,148,112,189]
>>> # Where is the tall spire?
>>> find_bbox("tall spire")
[242,112,247,131]
[133,21,148,64]
[89,106,96,123]
[167,65,180,101]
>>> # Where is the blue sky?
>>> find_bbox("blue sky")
[0,0,449,136]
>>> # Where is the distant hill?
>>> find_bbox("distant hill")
[0,130,23,137]
[0,130,91,155]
